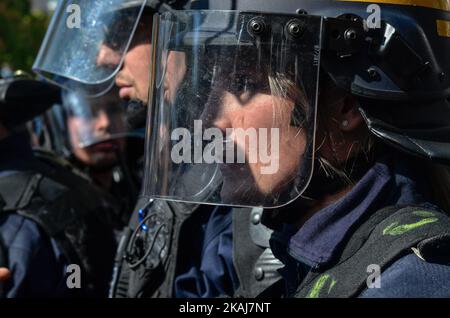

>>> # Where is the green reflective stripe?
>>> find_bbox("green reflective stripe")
[306,274,337,298]
[328,279,337,294]
[413,210,436,218]
[307,274,330,298]
[383,218,438,236]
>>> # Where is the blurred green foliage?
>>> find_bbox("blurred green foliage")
[0,0,50,73]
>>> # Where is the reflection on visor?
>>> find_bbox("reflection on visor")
[143,10,322,208]
[63,87,129,149]
[103,11,140,51]
[33,0,147,96]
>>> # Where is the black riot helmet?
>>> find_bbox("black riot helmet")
[139,0,450,209]
[183,0,450,165]
[33,0,190,96]
[0,75,61,130]
[33,0,191,129]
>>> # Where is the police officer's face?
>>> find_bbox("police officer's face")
[206,80,308,203]
[68,105,126,168]
[97,14,153,103]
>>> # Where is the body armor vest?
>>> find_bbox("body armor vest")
[110,201,283,298]
[0,154,118,297]
[294,205,450,298]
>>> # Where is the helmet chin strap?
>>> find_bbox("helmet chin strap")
[126,99,147,130]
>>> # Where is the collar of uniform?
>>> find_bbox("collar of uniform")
[284,153,433,268]
[0,132,36,175]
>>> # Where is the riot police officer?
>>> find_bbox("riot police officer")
[0,76,118,297]
[62,88,144,229]
[34,0,283,298]
[137,0,450,297]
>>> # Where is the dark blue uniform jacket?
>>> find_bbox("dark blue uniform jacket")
[0,133,69,298]
[173,153,450,298]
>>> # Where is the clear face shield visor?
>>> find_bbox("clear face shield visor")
[143,10,323,208]
[33,0,147,96]
[62,87,142,168]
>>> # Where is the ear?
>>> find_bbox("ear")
[338,95,364,132]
